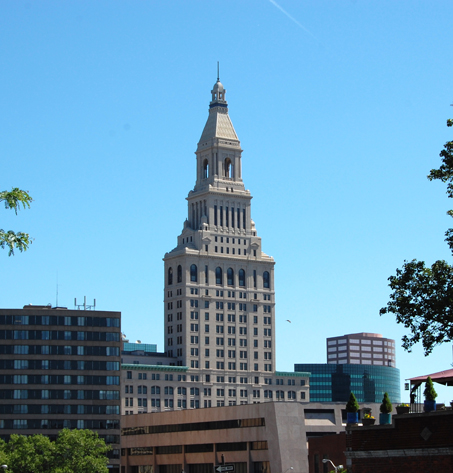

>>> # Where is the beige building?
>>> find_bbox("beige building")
[121,77,308,414]
[121,401,364,473]
[326,333,396,367]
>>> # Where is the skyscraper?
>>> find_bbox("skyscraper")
[121,77,308,412]
[295,333,400,403]
[163,77,276,373]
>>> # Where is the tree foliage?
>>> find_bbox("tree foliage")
[0,188,33,256]
[0,429,110,473]
[380,119,453,355]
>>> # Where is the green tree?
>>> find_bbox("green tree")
[1,187,33,256]
[4,434,55,473]
[54,429,110,473]
[380,119,453,355]
[0,430,109,473]
[0,438,8,468]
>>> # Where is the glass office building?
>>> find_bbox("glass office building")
[295,363,400,403]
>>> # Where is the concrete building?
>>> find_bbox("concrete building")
[121,401,365,473]
[326,333,396,367]
[122,350,308,414]
[121,77,308,414]
[0,306,122,472]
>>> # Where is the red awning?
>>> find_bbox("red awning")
[407,369,453,387]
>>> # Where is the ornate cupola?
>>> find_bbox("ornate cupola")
[194,77,243,193]
[210,78,227,108]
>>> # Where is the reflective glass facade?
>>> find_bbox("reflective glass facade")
[294,363,400,403]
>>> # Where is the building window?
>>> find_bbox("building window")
[263,271,270,288]
[177,265,182,283]
[227,268,234,286]
[216,267,223,285]
[238,269,245,287]
[168,267,173,286]
[190,264,198,282]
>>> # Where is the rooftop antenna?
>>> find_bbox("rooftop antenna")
[217,61,220,81]
[74,296,96,311]
[56,271,59,308]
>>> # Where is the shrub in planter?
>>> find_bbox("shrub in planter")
[380,392,392,413]
[424,376,437,412]
[379,392,392,425]
[346,392,359,424]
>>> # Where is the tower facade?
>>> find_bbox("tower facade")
[121,78,308,413]
[163,78,276,374]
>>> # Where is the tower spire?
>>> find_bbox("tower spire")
[217,61,220,81]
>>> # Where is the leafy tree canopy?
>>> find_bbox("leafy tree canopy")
[0,188,33,256]
[380,119,453,355]
[0,429,110,473]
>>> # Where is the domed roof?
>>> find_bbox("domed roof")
[212,79,224,91]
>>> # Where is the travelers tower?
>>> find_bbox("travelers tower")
[163,77,276,377]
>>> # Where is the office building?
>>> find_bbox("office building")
[0,306,121,472]
[294,363,400,403]
[120,77,308,414]
[295,333,400,403]
[121,401,363,473]
[326,332,396,367]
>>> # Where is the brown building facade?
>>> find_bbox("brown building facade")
[346,410,453,473]
[120,401,383,473]
[0,306,122,472]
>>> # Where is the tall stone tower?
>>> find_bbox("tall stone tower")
[163,77,276,376]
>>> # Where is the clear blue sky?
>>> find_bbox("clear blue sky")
[2,1,453,403]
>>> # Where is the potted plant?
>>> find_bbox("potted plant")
[346,392,359,424]
[424,376,437,412]
[379,392,392,424]
[362,412,375,426]
[396,403,410,415]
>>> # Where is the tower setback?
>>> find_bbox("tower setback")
[163,77,276,373]
[122,78,309,412]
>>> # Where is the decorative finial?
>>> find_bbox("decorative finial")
[217,61,220,81]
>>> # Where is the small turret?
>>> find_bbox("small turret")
[210,79,227,108]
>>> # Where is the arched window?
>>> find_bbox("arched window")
[168,267,173,286]
[190,264,198,282]
[215,267,223,286]
[177,265,182,283]
[263,271,270,289]
[227,268,234,286]
[203,159,209,179]
[224,158,232,179]
[238,269,246,287]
